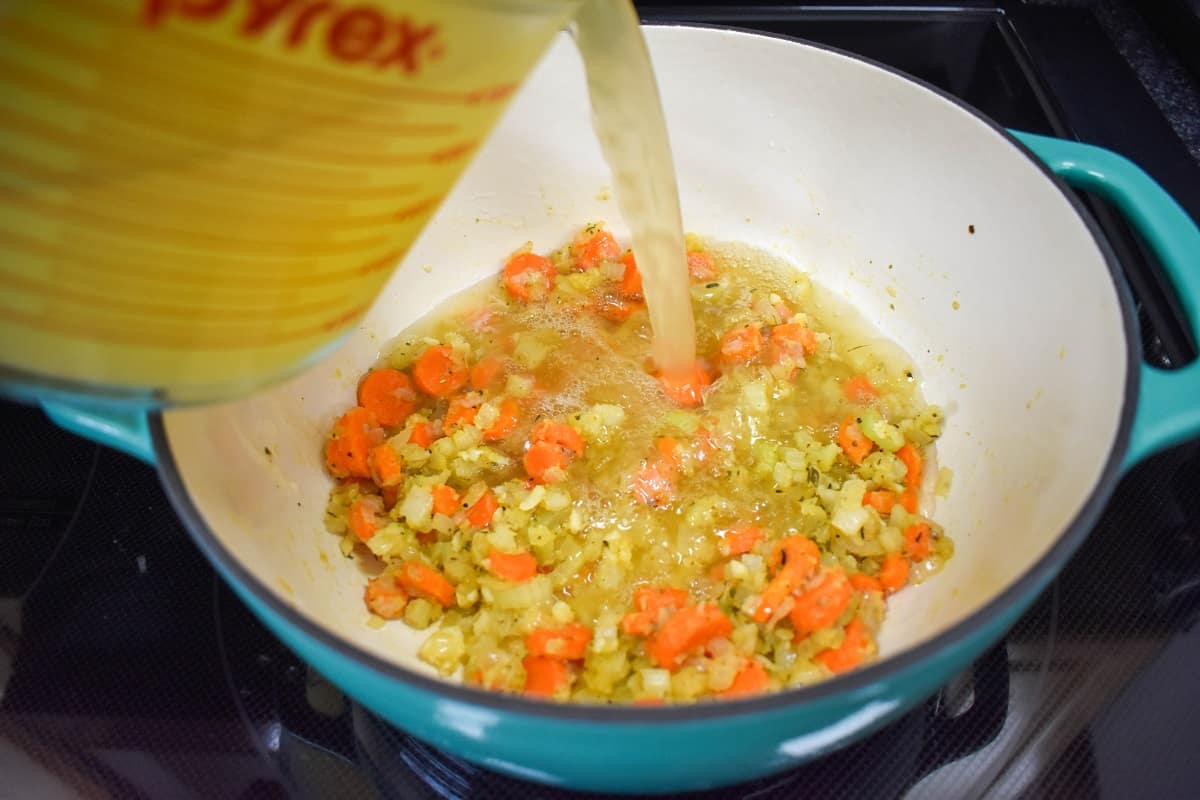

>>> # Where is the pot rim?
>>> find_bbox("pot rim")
[149,23,1140,724]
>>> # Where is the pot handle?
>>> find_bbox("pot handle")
[1011,131,1200,469]
[41,400,155,464]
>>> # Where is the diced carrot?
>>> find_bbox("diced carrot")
[443,395,478,431]
[572,227,621,269]
[368,443,404,487]
[849,573,882,594]
[325,407,384,479]
[466,490,499,527]
[635,586,690,614]
[483,398,520,442]
[843,374,879,405]
[766,322,818,366]
[722,525,764,557]
[415,530,438,545]
[896,442,923,488]
[766,536,820,577]
[899,489,918,514]
[503,251,556,301]
[789,567,853,635]
[877,552,910,595]
[631,460,674,507]
[413,345,468,398]
[708,562,726,582]
[862,490,896,515]
[381,484,400,510]
[487,549,538,582]
[408,421,436,448]
[904,522,933,560]
[469,354,505,390]
[655,436,681,469]
[523,440,570,484]
[656,361,712,407]
[595,294,646,321]
[686,250,717,281]
[526,623,591,660]
[718,325,764,365]
[838,415,875,465]
[431,484,460,516]
[396,561,455,607]
[619,250,643,297]
[644,604,732,671]
[349,495,385,542]
[523,655,569,697]
[364,575,408,619]
[816,617,872,674]
[719,660,770,698]
[531,422,584,456]
[357,369,419,428]
[620,611,656,637]
[753,568,799,624]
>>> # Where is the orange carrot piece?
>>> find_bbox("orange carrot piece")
[396,561,455,607]
[483,398,520,442]
[325,406,384,479]
[766,536,820,577]
[718,325,764,365]
[843,374,879,405]
[431,484,460,516]
[896,442,923,488]
[523,655,569,697]
[466,490,499,527]
[503,251,556,301]
[899,489,918,514]
[487,549,538,582]
[878,552,911,595]
[357,369,418,428]
[526,623,592,660]
[619,250,643,297]
[469,355,505,391]
[753,569,799,624]
[722,526,764,557]
[789,567,853,635]
[573,227,621,269]
[686,250,717,281]
[719,660,770,698]
[531,422,585,456]
[766,322,818,364]
[349,495,384,542]
[523,440,571,484]
[369,443,404,487]
[443,395,478,431]
[655,436,682,469]
[364,575,408,619]
[631,460,674,507]
[816,617,872,673]
[849,573,882,594]
[413,345,468,398]
[904,522,933,560]
[621,586,689,636]
[862,490,897,515]
[408,421,436,448]
[644,604,732,671]
[838,415,875,465]
[656,361,712,407]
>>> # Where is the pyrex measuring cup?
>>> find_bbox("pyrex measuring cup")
[0,0,582,405]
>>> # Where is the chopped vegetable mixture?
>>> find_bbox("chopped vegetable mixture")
[323,225,953,704]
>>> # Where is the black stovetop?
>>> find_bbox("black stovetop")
[3,3,1200,799]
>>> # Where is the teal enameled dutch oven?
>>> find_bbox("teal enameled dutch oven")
[40,27,1200,794]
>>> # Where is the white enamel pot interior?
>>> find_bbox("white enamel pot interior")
[153,25,1132,783]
